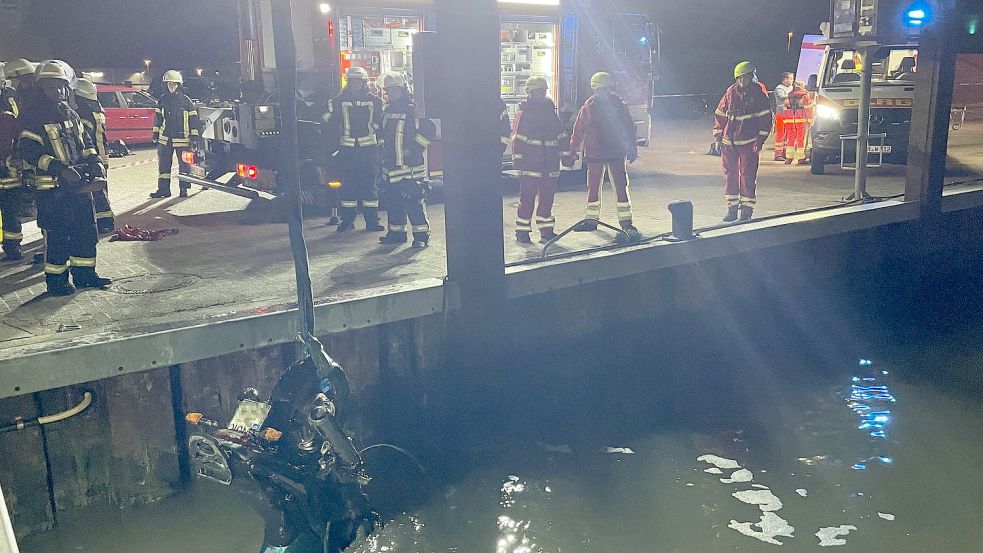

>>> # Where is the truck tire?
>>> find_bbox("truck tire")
[810,155,825,175]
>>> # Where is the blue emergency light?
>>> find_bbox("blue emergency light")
[904,2,932,27]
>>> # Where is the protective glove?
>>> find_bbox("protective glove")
[60,166,82,184]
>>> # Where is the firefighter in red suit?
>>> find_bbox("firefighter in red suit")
[511,76,568,243]
[713,61,772,222]
[566,72,638,233]
[783,81,815,165]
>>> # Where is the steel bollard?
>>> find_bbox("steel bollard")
[667,200,694,241]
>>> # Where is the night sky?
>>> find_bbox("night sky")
[14,0,830,94]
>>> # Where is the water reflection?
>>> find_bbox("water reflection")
[846,360,898,471]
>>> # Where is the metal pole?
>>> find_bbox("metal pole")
[905,4,957,220]
[270,0,316,337]
[853,45,873,200]
[0,483,19,553]
[434,0,507,328]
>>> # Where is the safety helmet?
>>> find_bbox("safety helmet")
[346,66,370,82]
[525,76,549,92]
[162,69,183,84]
[35,60,75,85]
[4,59,37,78]
[590,71,614,90]
[75,78,98,101]
[377,71,407,90]
[734,61,755,79]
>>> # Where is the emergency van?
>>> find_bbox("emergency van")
[802,33,918,175]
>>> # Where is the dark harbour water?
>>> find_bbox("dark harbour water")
[18,275,983,553]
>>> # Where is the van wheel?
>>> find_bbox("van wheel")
[810,155,825,175]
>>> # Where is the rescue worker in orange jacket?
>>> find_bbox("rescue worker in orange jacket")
[713,61,772,222]
[16,61,111,295]
[75,79,115,232]
[322,66,385,232]
[511,76,567,243]
[376,72,436,249]
[567,71,638,233]
[151,70,202,198]
[783,81,814,165]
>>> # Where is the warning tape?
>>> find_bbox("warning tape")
[111,157,157,171]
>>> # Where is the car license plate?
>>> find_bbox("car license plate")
[189,164,207,178]
[868,145,892,154]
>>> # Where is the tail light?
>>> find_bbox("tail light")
[237,163,259,180]
[181,150,196,164]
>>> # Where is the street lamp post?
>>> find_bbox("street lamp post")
[787,31,794,52]
[143,59,151,84]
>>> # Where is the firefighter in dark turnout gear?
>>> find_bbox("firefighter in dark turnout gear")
[2,59,38,118]
[322,66,384,232]
[0,101,25,260]
[151,70,201,198]
[0,59,36,260]
[16,61,111,295]
[376,72,436,248]
[75,79,114,232]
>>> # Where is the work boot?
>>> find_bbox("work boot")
[149,189,171,199]
[179,184,190,198]
[538,231,558,244]
[516,231,532,244]
[97,219,115,234]
[722,206,739,222]
[573,220,598,232]
[336,221,355,232]
[45,274,76,296]
[379,231,407,244]
[411,235,429,249]
[784,157,793,165]
[2,242,22,261]
[71,267,112,289]
[365,221,385,232]
[738,206,753,222]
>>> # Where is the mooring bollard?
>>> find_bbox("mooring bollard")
[668,200,695,241]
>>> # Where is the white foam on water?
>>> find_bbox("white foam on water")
[796,489,808,497]
[751,484,769,489]
[728,512,795,545]
[704,467,723,474]
[604,447,635,454]
[878,512,895,521]
[721,468,753,484]
[816,525,857,546]
[697,454,741,470]
[732,489,783,512]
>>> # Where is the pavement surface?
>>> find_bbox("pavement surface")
[1,117,981,355]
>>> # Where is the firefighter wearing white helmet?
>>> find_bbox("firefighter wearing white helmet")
[322,66,384,232]
[150,69,202,198]
[1,64,17,118]
[376,71,436,248]
[3,58,37,116]
[510,75,567,243]
[15,60,112,294]
[74,78,115,232]
[568,71,639,235]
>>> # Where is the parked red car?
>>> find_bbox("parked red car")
[95,85,157,145]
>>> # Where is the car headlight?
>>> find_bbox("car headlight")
[816,104,841,121]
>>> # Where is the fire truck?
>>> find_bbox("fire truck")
[180,0,659,201]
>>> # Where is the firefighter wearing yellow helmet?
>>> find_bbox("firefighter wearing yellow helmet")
[568,71,638,235]
[150,69,202,198]
[322,66,384,232]
[510,74,567,243]
[712,61,772,222]
[16,60,113,294]
[376,72,436,248]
